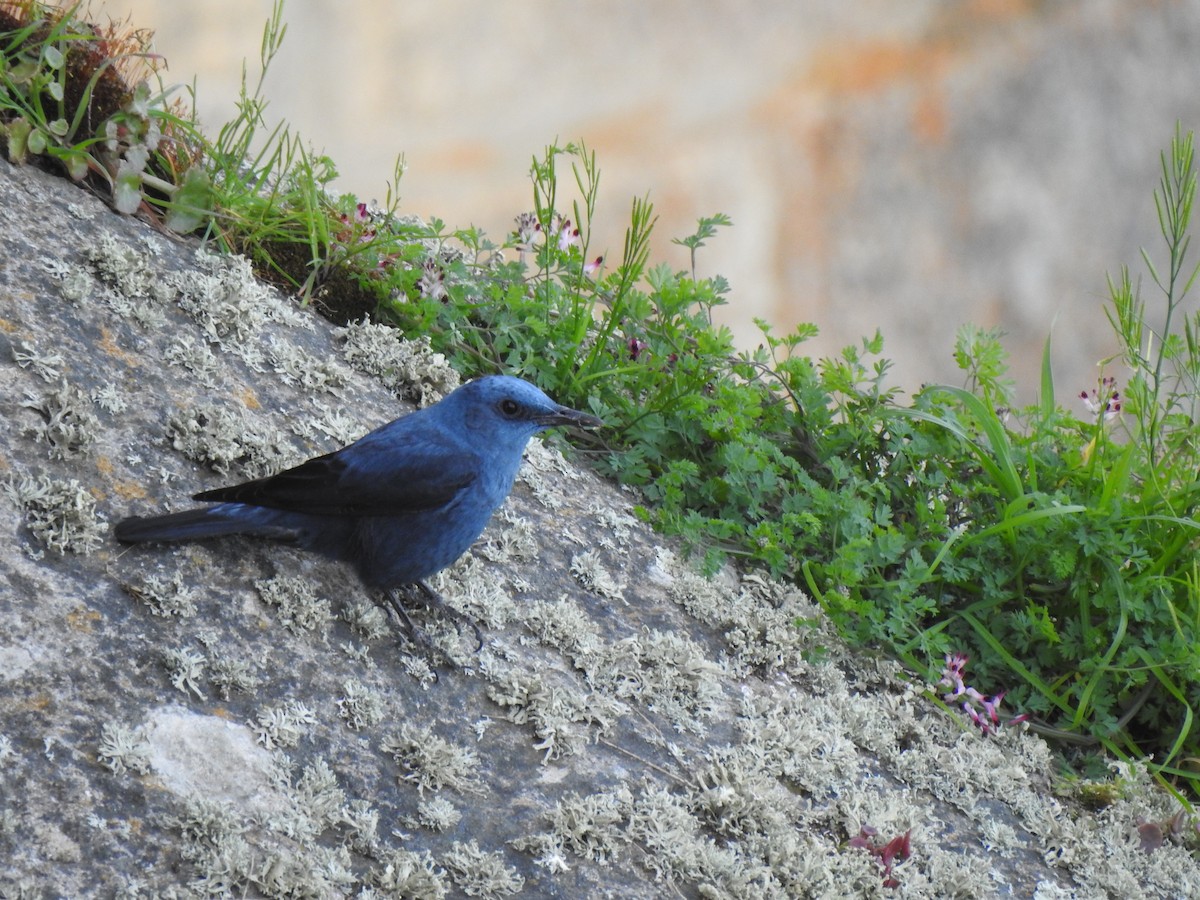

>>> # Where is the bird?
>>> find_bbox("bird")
[115,375,602,652]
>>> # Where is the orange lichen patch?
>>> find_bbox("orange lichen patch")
[0,317,18,333]
[96,456,114,476]
[111,479,149,501]
[67,607,102,632]
[98,325,140,366]
[238,387,261,410]
[21,693,53,713]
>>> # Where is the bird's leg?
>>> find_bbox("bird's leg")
[381,588,426,644]
[379,583,483,655]
[413,580,484,652]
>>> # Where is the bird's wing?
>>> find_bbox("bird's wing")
[193,432,477,517]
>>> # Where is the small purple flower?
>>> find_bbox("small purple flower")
[335,202,376,246]
[584,255,604,278]
[627,337,648,361]
[513,212,541,252]
[416,259,447,302]
[1080,376,1122,421]
[938,652,1027,737]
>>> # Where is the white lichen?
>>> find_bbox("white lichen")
[337,678,385,731]
[162,647,207,699]
[167,403,292,479]
[416,796,462,833]
[252,700,317,750]
[123,571,197,618]
[334,320,459,405]
[442,839,524,898]
[381,723,481,795]
[97,723,151,776]
[3,473,107,555]
[207,655,262,700]
[22,381,100,458]
[10,337,64,382]
[255,574,333,635]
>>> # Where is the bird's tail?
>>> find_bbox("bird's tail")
[114,504,299,544]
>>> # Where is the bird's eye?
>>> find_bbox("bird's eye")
[499,399,521,417]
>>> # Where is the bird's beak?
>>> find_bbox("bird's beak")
[535,405,603,430]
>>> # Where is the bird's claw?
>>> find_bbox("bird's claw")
[381,583,483,664]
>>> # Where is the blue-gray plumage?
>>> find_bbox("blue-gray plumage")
[115,375,601,647]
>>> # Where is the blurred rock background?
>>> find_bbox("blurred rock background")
[98,0,1200,397]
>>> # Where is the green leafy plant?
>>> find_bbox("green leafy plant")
[0,0,210,221]
[796,130,1200,792]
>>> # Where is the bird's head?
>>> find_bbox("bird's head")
[455,376,602,445]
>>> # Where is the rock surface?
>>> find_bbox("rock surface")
[1,159,1198,897]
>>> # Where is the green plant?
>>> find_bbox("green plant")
[0,0,210,222]
[799,130,1200,792]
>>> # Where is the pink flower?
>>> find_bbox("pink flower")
[938,652,1027,737]
[626,337,648,361]
[584,255,604,278]
[416,259,447,302]
[1080,376,1122,421]
[554,215,580,252]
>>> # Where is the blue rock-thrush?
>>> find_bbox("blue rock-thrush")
[115,375,601,647]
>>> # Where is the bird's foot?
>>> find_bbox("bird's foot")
[380,582,483,663]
